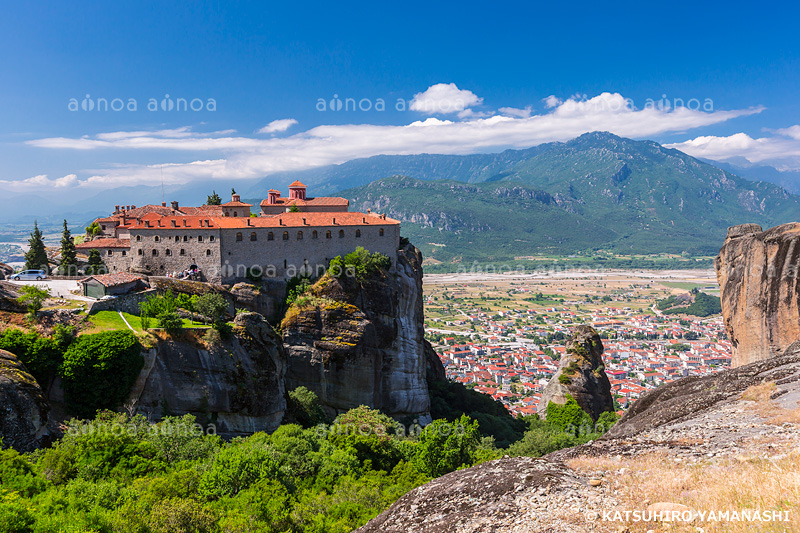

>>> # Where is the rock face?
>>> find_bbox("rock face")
[536,325,614,420]
[0,349,51,451]
[229,279,287,324]
[715,222,800,367]
[283,243,431,420]
[0,281,25,312]
[131,312,287,435]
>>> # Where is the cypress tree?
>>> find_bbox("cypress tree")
[206,190,222,205]
[24,221,49,273]
[85,249,107,276]
[58,220,78,276]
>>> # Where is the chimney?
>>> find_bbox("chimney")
[171,200,179,210]
[162,202,167,207]
[205,219,210,227]
[362,217,366,223]
[246,218,251,226]
[333,217,336,225]
[279,218,283,226]
[132,205,136,209]
[115,205,120,212]
[232,192,241,203]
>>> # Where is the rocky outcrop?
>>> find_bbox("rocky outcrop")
[537,325,614,421]
[229,279,287,324]
[715,222,800,366]
[131,312,287,435]
[0,349,51,451]
[0,281,25,313]
[282,244,431,420]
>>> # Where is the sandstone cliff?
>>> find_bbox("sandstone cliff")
[0,349,51,452]
[716,222,800,366]
[537,325,614,421]
[282,243,432,420]
[130,312,287,435]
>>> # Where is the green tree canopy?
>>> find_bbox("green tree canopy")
[24,221,49,273]
[58,219,78,276]
[206,190,222,205]
[84,249,107,275]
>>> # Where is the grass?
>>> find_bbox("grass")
[86,311,210,334]
[568,452,800,532]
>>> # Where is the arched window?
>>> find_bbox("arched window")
[297,231,303,240]
[198,236,203,243]
[233,211,238,217]
[174,236,180,242]
[326,230,332,239]
[107,250,113,255]
[136,235,142,242]
[250,232,257,241]
[122,251,127,256]
[339,229,345,238]
[209,235,215,242]
[180,249,185,256]
[379,228,384,236]
[138,249,143,256]
[206,249,212,256]
[236,232,243,242]
[312,230,318,239]
[165,249,172,256]
[282,231,289,241]
[152,249,158,256]
[183,235,188,242]
[267,232,274,241]
[154,235,160,242]
[355,229,361,238]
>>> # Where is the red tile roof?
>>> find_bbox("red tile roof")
[259,196,349,207]
[127,211,398,230]
[289,180,307,187]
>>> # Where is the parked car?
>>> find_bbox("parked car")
[11,270,48,281]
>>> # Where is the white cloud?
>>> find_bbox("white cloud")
[14,91,764,191]
[410,83,483,115]
[257,119,298,134]
[0,173,78,191]
[666,128,800,170]
[543,95,562,109]
[499,106,533,118]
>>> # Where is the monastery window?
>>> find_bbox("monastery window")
[101,225,106,230]
[312,230,318,239]
[180,249,185,256]
[152,249,158,256]
[107,250,113,256]
[206,249,212,256]
[136,235,142,242]
[236,232,243,242]
[250,232,257,241]
[122,251,127,256]
[283,231,289,241]
[165,249,172,256]
[233,212,238,217]
[379,228,384,236]
[297,231,303,240]
[138,249,143,256]
[154,236,160,242]
[183,236,188,242]
[198,236,203,243]
[267,232,274,241]
[326,231,332,239]
[339,230,345,238]
[355,229,361,238]
[174,236,180,242]
[210,235,215,242]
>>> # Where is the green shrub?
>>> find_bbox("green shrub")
[414,415,480,478]
[328,247,391,281]
[285,275,312,307]
[0,490,35,533]
[0,327,72,386]
[286,386,328,428]
[545,394,594,433]
[59,331,144,417]
[148,497,217,533]
[157,310,183,333]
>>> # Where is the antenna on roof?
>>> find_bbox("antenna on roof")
[161,165,165,204]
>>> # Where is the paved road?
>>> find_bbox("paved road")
[5,279,93,301]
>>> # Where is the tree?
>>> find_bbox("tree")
[24,221,49,273]
[84,249,107,275]
[194,293,228,326]
[415,415,480,477]
[206,191,222,206]
[85,221,102,239]
[16,285,50,319]
[58,220,78,276]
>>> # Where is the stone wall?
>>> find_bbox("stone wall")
[130,227,223,280]
[87,288,158,314]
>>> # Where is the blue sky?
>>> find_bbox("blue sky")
[1,0,799,198]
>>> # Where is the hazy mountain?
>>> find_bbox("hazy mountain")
[701,158,800,195]
[341,132,800,261]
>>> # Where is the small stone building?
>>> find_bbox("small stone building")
[80,272,145,299]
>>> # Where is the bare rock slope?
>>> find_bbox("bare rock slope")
[282,243,431,420]
[716,222,800,366]
[0,349,51,452]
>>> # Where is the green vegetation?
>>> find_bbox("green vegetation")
[193,293,229,330]
[16,286,50,320]
[206,190,222,205]
[23,221,48,273]
[57,220,78,276]
[285,275,313,307]
[59,330,144,417]
[84,249,107,276]
[657,289,721,317]
[85,220,102,238]
[0,326,74,385]
[328,247,391,281]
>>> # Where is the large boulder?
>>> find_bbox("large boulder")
[130,312,287,435]
[716,222,800,366]
[536,325,614,421]
[229,279,286,324]
[0,281,25,313]
[0,349,51,451]
[282,243,431,420]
